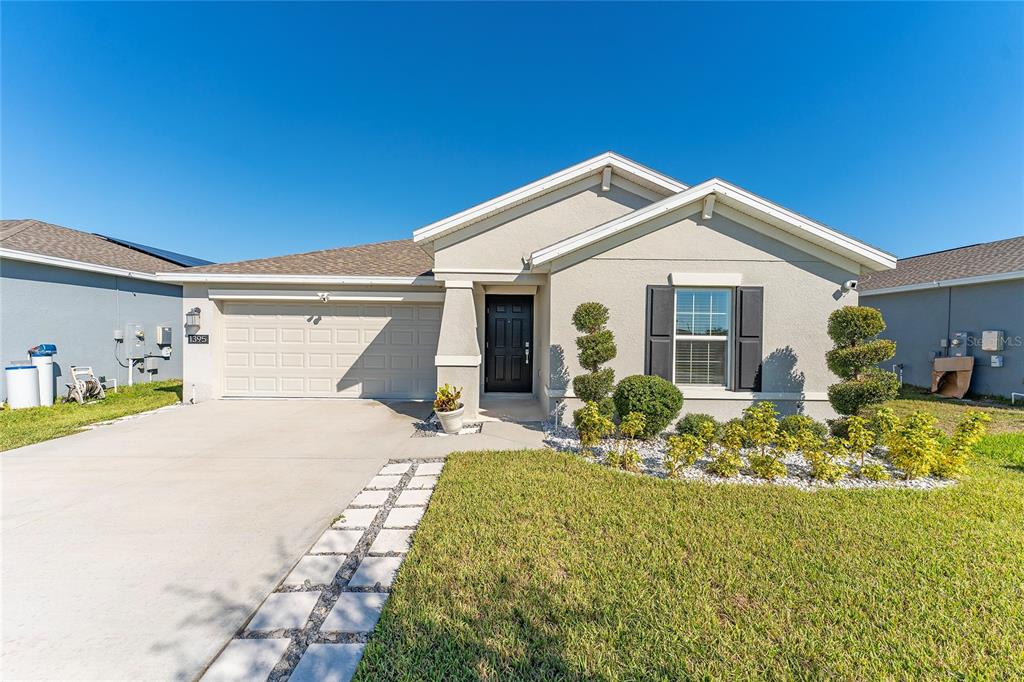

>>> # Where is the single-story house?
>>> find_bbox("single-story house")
[159,152,896,420]
[0,219,209,401]
[860,236,1024,398]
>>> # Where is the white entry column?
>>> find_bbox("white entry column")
[434,280,481,419]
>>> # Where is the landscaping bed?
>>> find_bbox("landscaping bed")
[356,439,1024,679]
[0,379,183,451]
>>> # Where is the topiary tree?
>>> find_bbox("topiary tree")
[825,306,900,415]
[571,302,617,415]
[612,375,683,439]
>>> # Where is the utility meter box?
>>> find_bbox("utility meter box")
[981,330,1005,352]
[156,325,173,346]
[144,356,160,372]
[125,323,146,359]
[950,331,971,357]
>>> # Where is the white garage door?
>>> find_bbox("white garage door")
[221,302,441,398]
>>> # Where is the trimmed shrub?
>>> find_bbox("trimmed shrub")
[676,413,721,440]
[708,420,745,477]
[723,417,753,447]
[807,437,849,483]
[845,415,875,471]
[859,463,890,481]
[612,375,683,439]
[665,434,703,477]
[779,414,828,440]
[744,402,780,458]
[932,410,991,479]
[825,306,899,415]
[571,302,617,408]
[749,453,787,480]
[573,368,615,404]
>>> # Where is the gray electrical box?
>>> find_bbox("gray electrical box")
[981,330,1004,352]
[144,356,160,372]
[156,325,173,346]
[950,331,970,357]
[125,323,146,359]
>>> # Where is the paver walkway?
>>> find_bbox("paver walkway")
[200,459,444,681]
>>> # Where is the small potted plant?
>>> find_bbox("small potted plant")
[433,384,465,434]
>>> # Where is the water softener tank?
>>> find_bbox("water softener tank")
[5,363,40,409]
[29,344,58,407]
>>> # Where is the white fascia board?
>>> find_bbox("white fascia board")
[0,248,165,282]
[859,270,1024,296]
[208,289,445,302]
[155,272,439,286]
[529,179,897,271]
[670,273,742,287]
[411,152,688,244]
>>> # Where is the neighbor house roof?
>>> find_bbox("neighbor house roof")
[860,236,1024,295]
[528,178,897,272]
[0,219,186,276]
[171,238,434,282]
[412,151,688,244]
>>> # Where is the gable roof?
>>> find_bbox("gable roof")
[412,151,688,244]
[529,178,897,272]
[0,219,186,275]
[169,238,434,283]
[860,236,1024,294]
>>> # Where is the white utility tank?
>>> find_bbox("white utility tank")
[5,364,41,409]
[30,355,55,406]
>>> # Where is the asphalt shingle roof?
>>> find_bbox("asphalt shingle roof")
[1,219,184,273]
[180,238,433,277]
[860,236,1024,291]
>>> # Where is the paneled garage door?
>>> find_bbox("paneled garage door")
[221,302,441,398]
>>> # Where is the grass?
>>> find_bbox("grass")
[869,385,1024,434]
[0,379,182,451]
[358,436,1024,679]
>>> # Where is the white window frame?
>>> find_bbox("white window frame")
[672,287,733,389]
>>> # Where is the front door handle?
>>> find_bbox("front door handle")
[525,341,530,365]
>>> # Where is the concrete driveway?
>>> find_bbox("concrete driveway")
[1,399,544,681]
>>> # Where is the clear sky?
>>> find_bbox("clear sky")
[2,2,1021,264]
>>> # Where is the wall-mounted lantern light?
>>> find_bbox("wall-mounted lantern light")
[185,307,201,335]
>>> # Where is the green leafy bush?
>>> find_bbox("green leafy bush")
[573,401,614,452]
[807,437,849,482]
[709,420,745,477]
[612,375,683,439]
[665,434,703,477]
[621,448,641,473]
[723,417,753,447]
[869,407,900,443]
[886,411,941,479]
[859,463,890,481]
[749,453,787,480]
[744,402,779,458]
[825,306,899,415]
[619,412,646,440]
[573,368,616,404]
[571,302,617,408]
[779,414,828,440]
[845,415,875,472]
[932,410,991,479]
[676,413,721,440]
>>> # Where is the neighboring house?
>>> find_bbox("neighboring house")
[0,219,210,401]
[860,237,1024,398]
[160,152,895,420]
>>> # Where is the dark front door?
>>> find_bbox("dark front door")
[485,295,533,392]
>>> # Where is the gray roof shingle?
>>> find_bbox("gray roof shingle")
[1,219,184,273]
[860,236,1024,291]
[179,238,433,277]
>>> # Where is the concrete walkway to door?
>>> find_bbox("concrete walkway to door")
[1,399,545,681]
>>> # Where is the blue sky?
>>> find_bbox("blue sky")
[2,2,1021,264]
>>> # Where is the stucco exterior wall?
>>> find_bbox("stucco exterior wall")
[1,259,182,401]
[864,280,1024,397]
[432,179,652,272]
[545,206,860,419]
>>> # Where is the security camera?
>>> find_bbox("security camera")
[842,279,859,292]
[317,292,330,302]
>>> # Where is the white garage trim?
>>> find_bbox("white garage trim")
[209,289,444,302]
[156,272,438,286]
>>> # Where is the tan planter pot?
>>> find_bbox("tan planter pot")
[436,405,465,434]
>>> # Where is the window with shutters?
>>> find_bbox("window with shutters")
[674,289,731,386]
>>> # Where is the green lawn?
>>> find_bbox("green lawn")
[359,436,1024,679]
[0,380,182,451]
[872,385,1024,434]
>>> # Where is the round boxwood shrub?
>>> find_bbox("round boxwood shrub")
[676,413,721,440]
[778,414,828,440]
[612,375,683,439]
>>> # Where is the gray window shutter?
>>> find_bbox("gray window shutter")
[645,285,674,381]
[733,287,763,391]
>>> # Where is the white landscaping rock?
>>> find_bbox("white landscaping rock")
[320,592,388,633]
[201,638,290,682]
[289,643,365,682]
[247,591,321,631]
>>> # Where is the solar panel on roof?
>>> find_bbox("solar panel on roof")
[96,234,214,267]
